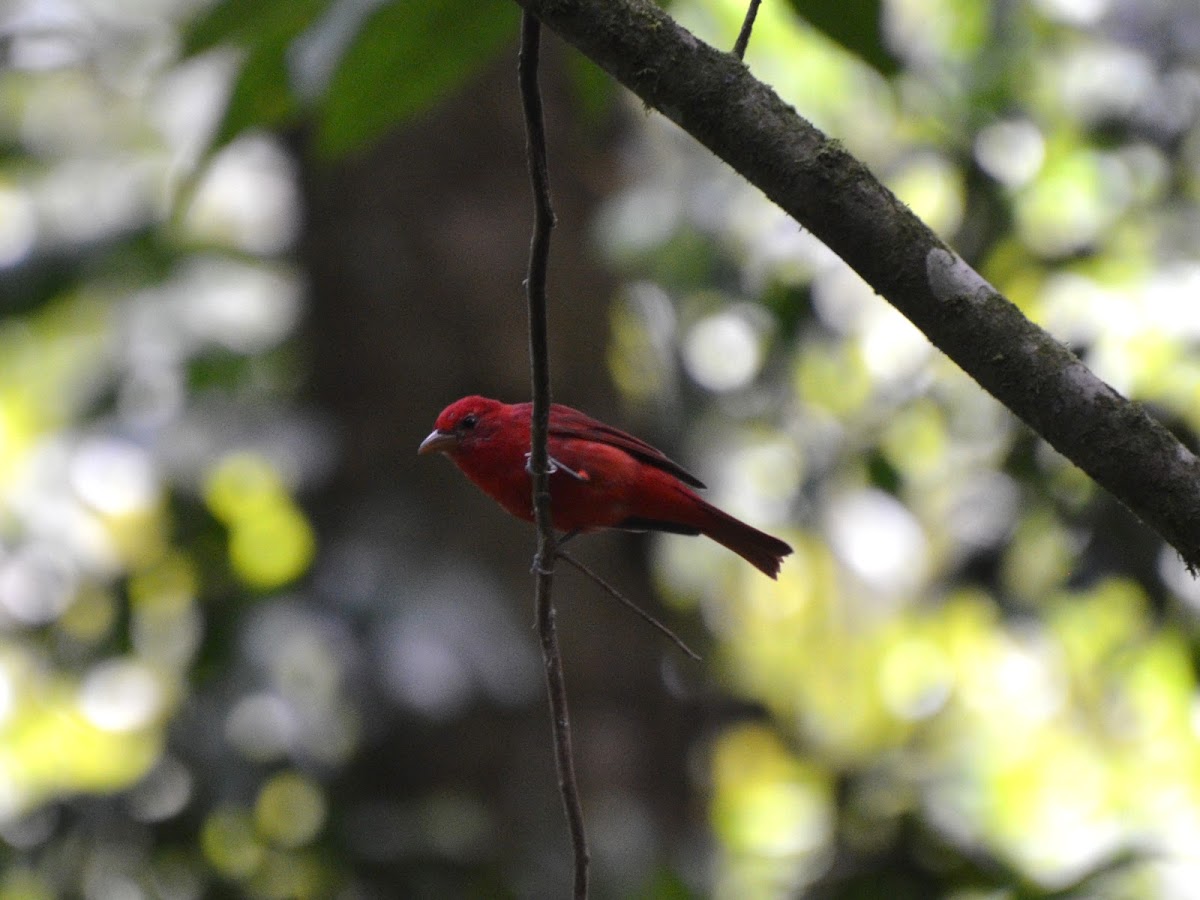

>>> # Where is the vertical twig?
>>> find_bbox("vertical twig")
[518,13,590,899]
[732,0,762,59]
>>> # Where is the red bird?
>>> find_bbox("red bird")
[418,396,793,578]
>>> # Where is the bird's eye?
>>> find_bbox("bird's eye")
[461,414,478,430]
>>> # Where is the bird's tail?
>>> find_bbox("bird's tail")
[696,499,793,579]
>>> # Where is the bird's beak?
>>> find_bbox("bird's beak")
[418,429,458,455]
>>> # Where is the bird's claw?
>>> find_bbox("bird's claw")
[530,552,555,576]
[524,452,587,481]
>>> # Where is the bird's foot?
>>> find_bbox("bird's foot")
[524,452,588,481]
[530,552,555,576]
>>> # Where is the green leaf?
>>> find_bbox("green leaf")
[183,0,326,57]
[182,0,327,154]
[567,50,615,126]
[182,0,252,55]
[785,0,898,77]
[316,0,519,157]
[213,46,298,147]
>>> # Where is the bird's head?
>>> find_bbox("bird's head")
[418,395,505,457]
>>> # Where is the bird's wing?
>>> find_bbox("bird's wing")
[546,403,706,489]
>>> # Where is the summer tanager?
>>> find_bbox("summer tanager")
[418,396,793,578]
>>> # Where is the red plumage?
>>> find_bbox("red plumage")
[419,396,793,578]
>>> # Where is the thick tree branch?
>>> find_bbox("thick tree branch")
[518,14,590,899]
[512,0,1200,570]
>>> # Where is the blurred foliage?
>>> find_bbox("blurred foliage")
[0,0,328,895]
[187,0,521,156]
[2,0,1200,897]
[602,0,1200,895]
[784,0,898,76]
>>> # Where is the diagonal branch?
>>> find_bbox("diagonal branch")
[510,0,1200,570]
[557,549,701,660]
[518,13,590,899]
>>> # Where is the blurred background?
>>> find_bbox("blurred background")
[3,0,1200,896]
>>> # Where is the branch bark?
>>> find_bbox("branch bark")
[514,0,1200,570]
[518,14,590,899]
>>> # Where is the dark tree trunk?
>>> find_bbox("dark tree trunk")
[295,42,703,894]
